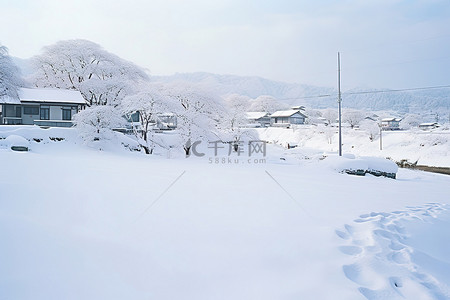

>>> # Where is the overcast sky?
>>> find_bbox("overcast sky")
[1,0,450,90]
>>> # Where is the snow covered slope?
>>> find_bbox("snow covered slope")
[257,126,450,167]
[0,127,449,299]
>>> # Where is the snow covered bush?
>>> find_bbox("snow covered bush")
[29,39,149,106]
[74,106,126,143]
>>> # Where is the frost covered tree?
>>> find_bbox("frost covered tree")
[30,39,149,106]
[343,109,365,129]
[162,83,224,156]
[400,113,423,130]
[324,126,335,144]
[322,108,338,125]
[304,108,321,125]
[360,119,380,141]
[122,85,178,154]
[220,94,252,151]
[248,95,287,113]
[73,105,126,142]
[0,45,23,99]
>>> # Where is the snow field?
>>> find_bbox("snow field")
[0,126,449,299]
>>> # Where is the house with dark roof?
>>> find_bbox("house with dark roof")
[0,88,86,127]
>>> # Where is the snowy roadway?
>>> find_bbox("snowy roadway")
[0,141,449,299]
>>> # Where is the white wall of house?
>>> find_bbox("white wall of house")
[50,106,62,120]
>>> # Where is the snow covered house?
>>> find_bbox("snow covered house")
[418,122,439,130]
[380,117,401,131]
[364,113,379,122]
[269,109,307,127]
[245,112,270,127]
[0,88,86,127]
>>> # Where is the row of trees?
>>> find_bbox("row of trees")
[0,40,242,155]
[1,39,429,154]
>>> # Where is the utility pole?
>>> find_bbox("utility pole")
[379,123,383,151]
[337,52,342,156]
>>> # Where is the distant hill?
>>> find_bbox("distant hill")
[152,72,450,114]
[12,57,33,78]
[13,56,449,116]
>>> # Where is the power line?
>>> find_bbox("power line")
[344,84,450,96]
[276,84,450,101]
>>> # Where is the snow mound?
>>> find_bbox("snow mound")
[323,155,398,178]
[2,135,30,151]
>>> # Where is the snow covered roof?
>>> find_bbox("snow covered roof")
[419,122,438,126]
[246,112,269,120]
[0,95,21,105]
[18,88,86,105]
[270,110,307,118]
[381,117,401,122]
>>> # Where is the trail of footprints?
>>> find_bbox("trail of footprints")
[336,203,450,300]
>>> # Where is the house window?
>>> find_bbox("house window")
[15,106,21,117]
[40,107,50,120]
[130,111,140,122]
[24,106,39,115]
[62,109,72,120]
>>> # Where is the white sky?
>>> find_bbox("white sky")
[1,0,450,90]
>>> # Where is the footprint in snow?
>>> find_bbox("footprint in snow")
[335,229,350,240]
[336,203,449,300]
[339,245,363,255]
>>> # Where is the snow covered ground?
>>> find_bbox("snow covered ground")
[1,126,449,300]
[257,126,450,167]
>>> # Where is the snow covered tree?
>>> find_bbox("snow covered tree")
[343,109,365,129]
[162,83,224,156]
[29,39,149,106]
[304,108,322,125]
[219,94,252,151]
[322,108,338,125]
[73,105,126,142]
[400,113,423,130]
[324,126,335,144]
[0,45,23,100]
[248,95,287,113]
[121,85,178,154]
[359,119,380,141]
